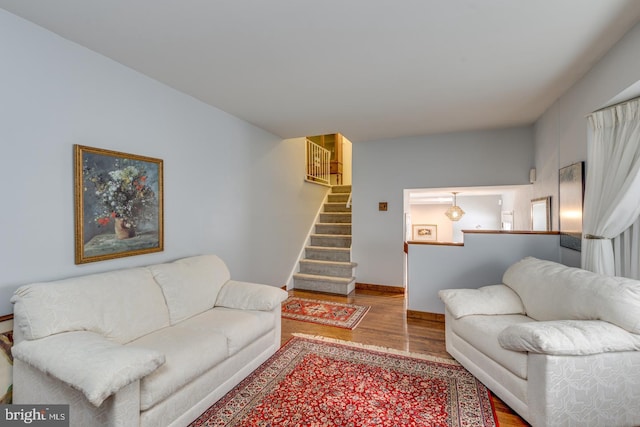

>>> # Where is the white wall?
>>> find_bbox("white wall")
[0,10,326,315]
[532,22,640,267]
[352,127,534,288]
[409,204,454,242]
[407,233,560,313]
[451,195,502,242]
[409,195,503,243]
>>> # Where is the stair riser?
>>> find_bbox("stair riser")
[311,236,351,248]
[305,248,351,262]
[315,224,351,235]
[299,264,355,278]
[324,204,351,213]
[293,277,355,295]
[331,185,352,194]
[328,194,350,203]
[319,213,351,223]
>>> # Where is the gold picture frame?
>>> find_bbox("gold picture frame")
[74,145,164,264]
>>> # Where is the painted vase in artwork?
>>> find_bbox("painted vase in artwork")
[114,217,136,240]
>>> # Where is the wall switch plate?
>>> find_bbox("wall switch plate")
[379,202,388,211]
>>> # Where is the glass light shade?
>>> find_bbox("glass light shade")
[445,205,465,221]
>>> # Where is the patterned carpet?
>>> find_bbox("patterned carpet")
[281,296,370,329]
[190,335,498,427]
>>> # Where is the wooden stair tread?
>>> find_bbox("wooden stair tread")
[293,273,355,283]
[299,259,358,267]
[305,246,350,252]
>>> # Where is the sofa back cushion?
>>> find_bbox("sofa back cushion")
[502,257,640,333]
[148,255,230,324]
[11,267,170,344]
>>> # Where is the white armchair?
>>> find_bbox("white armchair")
[440,257,640,427]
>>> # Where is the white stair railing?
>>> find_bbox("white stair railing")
[305,139,331,186]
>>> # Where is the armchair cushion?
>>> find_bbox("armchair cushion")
[215,280,288,311]
[438,285,525,319]
[502,257,640,333]
[498,320,640,355]
[12,331,165,407]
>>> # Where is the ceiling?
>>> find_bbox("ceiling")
[2,1,640,142]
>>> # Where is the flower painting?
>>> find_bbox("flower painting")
[74,145,163,264]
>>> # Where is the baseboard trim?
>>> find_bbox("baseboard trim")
[406,310,445,322]
[355,282,405,294]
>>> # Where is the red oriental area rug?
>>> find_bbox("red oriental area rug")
[281,297,370,330]
[190,335,498,427]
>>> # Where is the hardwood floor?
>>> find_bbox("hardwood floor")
[282,289,529,427]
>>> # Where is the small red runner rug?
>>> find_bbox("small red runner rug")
[190,335,498,427]
[281,297,370,329]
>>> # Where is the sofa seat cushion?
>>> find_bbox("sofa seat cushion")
[186,307,275,356]
[127,323,229,411]
[453,314,531,380]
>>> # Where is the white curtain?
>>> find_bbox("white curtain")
[613,216,640,279]
[582,98,640,275]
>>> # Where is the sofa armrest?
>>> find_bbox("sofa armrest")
[438,284,525,319]
[498,320,640,355]
[11,331,164,407]
[216,280,288,311]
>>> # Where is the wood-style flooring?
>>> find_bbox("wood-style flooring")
[282,289,529,427]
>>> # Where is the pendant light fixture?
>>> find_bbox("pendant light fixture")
[445,192,465,221]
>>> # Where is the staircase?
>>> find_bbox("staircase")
[293,185,357,295]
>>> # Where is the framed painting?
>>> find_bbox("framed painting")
[74,145,164,264]
[0,315,13,404]
[559,162,584,251]
[412,224,437,242]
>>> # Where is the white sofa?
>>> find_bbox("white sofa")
[439,257,640,427]
[10,254,288,427]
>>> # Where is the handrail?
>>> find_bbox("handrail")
[346,192,352,208]
[305,139,331,186]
